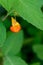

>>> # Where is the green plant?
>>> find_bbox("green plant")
[0,0,43,65]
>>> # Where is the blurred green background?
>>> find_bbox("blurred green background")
[0,3,43,65]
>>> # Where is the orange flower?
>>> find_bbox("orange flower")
[10,17,21,32]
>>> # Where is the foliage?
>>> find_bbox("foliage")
[0,0,43,65]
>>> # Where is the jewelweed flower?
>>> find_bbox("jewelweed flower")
[10,17,21,32]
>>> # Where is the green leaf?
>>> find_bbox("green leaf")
[2,30,24,55]
[4,56,27,65]
[33,44,43,60]
[0,22,6,47]
[0,0,43,30]
[31,62,40,65]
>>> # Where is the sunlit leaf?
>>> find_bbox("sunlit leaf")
[33,44,43,60]
[2,30,24,55]
[4,56,27,65]
[0,0,43,30]
[0,22,6,47]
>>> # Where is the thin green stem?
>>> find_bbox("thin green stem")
[2,10,14,21]
[24,38,33,44]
